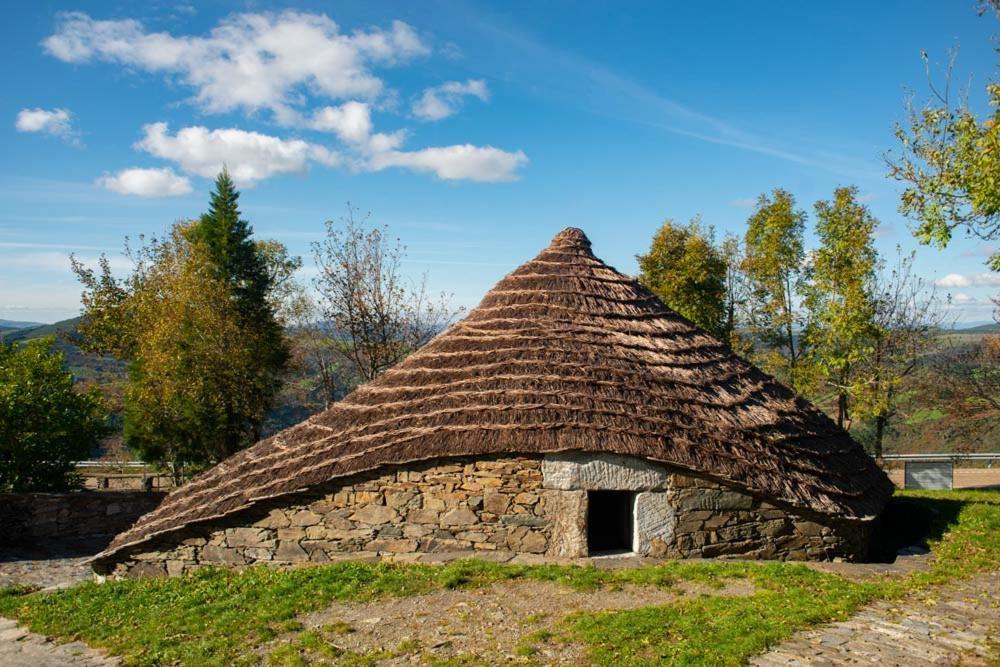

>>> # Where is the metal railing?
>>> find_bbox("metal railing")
[75,461,149,468]
[881,453,999,466]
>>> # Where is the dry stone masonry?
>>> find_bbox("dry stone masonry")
[98,454,870,578]
[0,492,165,551]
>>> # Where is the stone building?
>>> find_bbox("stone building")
[90,228,892,578]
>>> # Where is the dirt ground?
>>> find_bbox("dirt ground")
[262,578,756,665]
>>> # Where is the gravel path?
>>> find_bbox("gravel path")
[753,570,1000,666]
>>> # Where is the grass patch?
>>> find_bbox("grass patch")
[0,489,996,666]
[563,489,1000,666]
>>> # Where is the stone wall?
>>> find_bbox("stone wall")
[541,452,870,560]
[99,453,871,578]
[104,457,551,578]
[0,491,165,551]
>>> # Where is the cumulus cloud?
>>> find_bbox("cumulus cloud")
[298,101,406,151]
[42,13,528,185]
[96,167,192,197]
[412,79,489,121]
[15,107,79,144]
[368,144,528,182]
[134,122,341,187]
[42,11,428,117]
[934,273,1000,288]
[129,122,525,184]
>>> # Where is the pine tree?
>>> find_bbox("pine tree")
[72,172,295,472]
[186,170,289,445]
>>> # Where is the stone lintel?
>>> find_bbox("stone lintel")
[542,452,669,491]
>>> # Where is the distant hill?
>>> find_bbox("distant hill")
[0,316,84,344]
[955,322,999,334]
[0,319,44,330]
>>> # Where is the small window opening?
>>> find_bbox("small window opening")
[587,490,634,554]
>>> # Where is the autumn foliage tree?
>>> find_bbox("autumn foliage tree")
[73,173,294,474]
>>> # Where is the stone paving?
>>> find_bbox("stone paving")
[0,617,118,666]
[0,552,93,590]
[753,570,1000,666]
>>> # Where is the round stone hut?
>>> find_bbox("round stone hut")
[91,228,892,578]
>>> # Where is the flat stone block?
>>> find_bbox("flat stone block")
[542,452,669,491]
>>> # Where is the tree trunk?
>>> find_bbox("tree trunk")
[837,391,848,429]
[873,413,886,460]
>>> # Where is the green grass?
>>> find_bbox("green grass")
[903,407,946,425]
[0,489,997,666]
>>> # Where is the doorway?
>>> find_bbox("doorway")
[587,490,634,554]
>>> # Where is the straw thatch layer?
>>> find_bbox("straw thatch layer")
[93,227,891,564]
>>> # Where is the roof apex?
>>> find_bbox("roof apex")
[548,227,592,251]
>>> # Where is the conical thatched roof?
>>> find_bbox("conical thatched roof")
[95,228,891,562]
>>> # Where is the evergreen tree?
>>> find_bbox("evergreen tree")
[186,170,290,443]
[72,173,296,473]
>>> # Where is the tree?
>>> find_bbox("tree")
[120,230,280,473]
[72,175,297,473]
[804,186,880,429]
[186,170,291,426]
[312,206,460,383]
[920,331,1000,452]
[0,337,108,491]
[887,12,1000,270]
[637,217,727,338]
[742,189,809,388]
[852,250,943,458]
[285,292,358,409]
[720,232,752,354]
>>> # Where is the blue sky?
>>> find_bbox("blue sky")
[3,1,998,324]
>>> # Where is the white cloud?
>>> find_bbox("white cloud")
[306,101,373,143]
[951,293,976,305]
[936,273,971,288]
[15,107,79,144]
[97,167,192,197]
[131,122,525,184]
[41,13,528,185]
[934,273,1000,288]
[43,11,428,117]
[3,251,132,273]
[369,144,528,182]
[412,79,489,121]
[134,122,341,187]
[973,273,1000,286]
[729,197,756,208]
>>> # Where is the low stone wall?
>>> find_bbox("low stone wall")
[99,454,872,578]
[0,491,165,551]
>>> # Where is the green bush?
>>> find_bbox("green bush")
[0,337,109,491]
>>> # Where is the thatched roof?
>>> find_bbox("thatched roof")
[94,228,891,563]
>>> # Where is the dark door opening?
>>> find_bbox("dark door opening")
[587,490,633,554]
